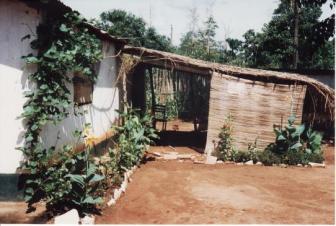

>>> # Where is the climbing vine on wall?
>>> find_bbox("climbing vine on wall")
[20,10,102,210]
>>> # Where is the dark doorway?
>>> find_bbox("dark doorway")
[129,64,211,152]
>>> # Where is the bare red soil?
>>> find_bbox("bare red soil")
[97,146,335,224]
[0,146,334,224]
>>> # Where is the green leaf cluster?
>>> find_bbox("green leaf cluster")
[109,106,158,176]
[20,10,103,216]
[214,115,235,161]
[214,115,324,166]
[24,146,105,216]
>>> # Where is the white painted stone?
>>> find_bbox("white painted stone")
[279,164,287,168]
[177,154,192,159]
[217,160,224,164]
[120,180,128,193]
[236,162,244,166]
[54,209,79,224]
[113,188,122,200]
[297,164,303,167]
[205,156,217,165]
[308,162,325,168]
[80,215,95,224]
[168,145,176,151]
[107,197,116,206]
[224,161,235,164]
[256,162,263,166]
[153,152,161,157]
[163,153,178,160]
[193,160,204,164]
[245,160,253,165]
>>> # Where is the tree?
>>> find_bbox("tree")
[144,27,172,51]
[178,15,220,61]
[200,16,219,58]
[95,10,172,51]
[221,38,244,65]
[248,0,335,69]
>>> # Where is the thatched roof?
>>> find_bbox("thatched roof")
[123,45,334,113]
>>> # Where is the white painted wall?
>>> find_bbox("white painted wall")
[0,0,121,174]
[42,41,120,150]
[0,0,41,174]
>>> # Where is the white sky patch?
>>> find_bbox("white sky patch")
[61,0,334,46]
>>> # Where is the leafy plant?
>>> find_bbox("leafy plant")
[273,115,305,155]
[267,115,324,165]
[257,146,281,166]
[233,151,250,163]
[24,126,105,216]
[109,106,158,176]
[215,115,234,161]
[20,8,103,215]
[247,138,260,163]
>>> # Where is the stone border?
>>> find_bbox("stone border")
[150,152,326,168]
[106,165,137,207]
[53,165,138,224]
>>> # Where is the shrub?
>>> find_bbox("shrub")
[247,139,261,163]
[215,115,234,161]
[24,126,105,216]
[232,151,250,162]
[109,106,158,176]
[269,115,324,165]
[283,148,305,165]
[305,151,324,163]
[257,147,281,166]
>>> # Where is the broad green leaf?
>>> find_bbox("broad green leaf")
[288,115,296,125]
[88,174,105,183]
[291,124,305,139]
[276,134,286,141]
[290,142,302,150]
[66,174,85,187]
[82,196,103,204]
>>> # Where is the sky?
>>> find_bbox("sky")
[62,0,334,45]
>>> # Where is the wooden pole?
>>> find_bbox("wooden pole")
[148,67,155,113]
[292,0,299,69]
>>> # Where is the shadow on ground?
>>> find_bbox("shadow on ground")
[155,131,207,152]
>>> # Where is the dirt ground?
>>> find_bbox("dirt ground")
[0,146,334,224]
[97,146,335,224]
[0,202,47,224]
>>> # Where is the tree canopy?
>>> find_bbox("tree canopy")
[94,1,334,70]
[95,9,173,51]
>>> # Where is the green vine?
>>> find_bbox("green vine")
[20,10,102,211]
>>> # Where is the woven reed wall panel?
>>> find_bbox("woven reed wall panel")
[205,73,307,152]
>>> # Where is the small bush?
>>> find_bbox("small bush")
[305,151,324,163]
[233,151,250,162]
[247,139,260,163]
[215,115,234,161]
[257,148,281,166]
[267,115,324,165]
[283,149,305,165]
[109,106,158,175]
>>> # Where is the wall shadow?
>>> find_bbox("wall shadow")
[154,131,207,153]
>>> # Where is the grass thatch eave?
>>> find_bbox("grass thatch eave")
[122,45,334,117]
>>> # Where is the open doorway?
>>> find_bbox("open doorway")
[129,64,211,153]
